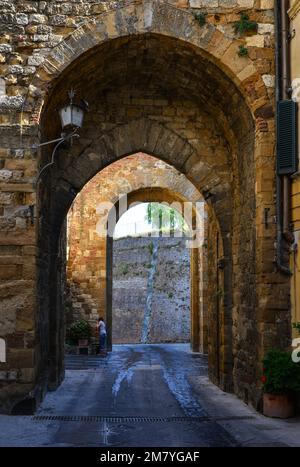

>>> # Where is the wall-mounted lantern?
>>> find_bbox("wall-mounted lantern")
[58,89,87,131]
[34,89,88,184]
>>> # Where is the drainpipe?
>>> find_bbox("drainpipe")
[275,0,293,275]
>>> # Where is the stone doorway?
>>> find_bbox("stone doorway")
[111,202,193,347]
[0,1,288,415]
[35,22,259,408]
[111,233,191,346]
[66,154,207,354]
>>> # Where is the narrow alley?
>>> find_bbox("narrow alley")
[0,345,298,447]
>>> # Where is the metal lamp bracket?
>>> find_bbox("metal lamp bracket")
[288,28,296,41]
[34,129,80,185]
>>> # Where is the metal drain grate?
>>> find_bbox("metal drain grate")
[32,415,255,424]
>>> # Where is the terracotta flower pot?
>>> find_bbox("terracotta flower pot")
[78,338,88,347]
[263,392,295,419]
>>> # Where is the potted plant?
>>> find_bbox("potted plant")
[67,320,92,347]
[262,349,300,418]
[292,322,300,335]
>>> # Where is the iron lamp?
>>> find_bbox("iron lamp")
[58,89,86,131]
[35,89,88,184]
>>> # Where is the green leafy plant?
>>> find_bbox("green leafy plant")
[67,320,92,343]
[146,202,189,235]
[293,322,300,334]
[233,13,257,35]
[193,12,207,27]
[238,44,249,57]
[262,349,300,394]
[148,241,154,256]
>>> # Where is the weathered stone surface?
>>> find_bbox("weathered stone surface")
[0,0,285,416]
[112,237,191,344]
[67,154,203,347]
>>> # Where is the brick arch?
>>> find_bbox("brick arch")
[59,117,196,185]
[32,0,279,412]
[40,109,235,392]
[104,185,206,353]
[50,117,230,238]
[67,153,204,304]
[66,152,213,356]
[26,0,269,124]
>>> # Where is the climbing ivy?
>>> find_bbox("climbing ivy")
[148,241,154,256]
[293,322,300,334]
[233,13,258,35]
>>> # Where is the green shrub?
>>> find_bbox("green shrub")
[293,322,300,334]
[193,12,207,27]
[262,349,300,394]
[233,13,257,35]
[238,45,249,57]
[67,320,92,343]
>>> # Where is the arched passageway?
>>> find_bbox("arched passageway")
[106,187,207,353]
[0,1,290,414]
[37,23,254,401]
[67,153,208,354]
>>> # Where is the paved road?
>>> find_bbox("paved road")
[0,344,237,447]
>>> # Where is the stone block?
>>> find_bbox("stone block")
[246,35,265,47]
[8,349,34,368]
[260,0,273,9]
[0,264,21,280]
[189,0,218,7]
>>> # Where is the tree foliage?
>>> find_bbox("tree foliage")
[146,203,188,234]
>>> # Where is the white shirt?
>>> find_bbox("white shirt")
[99,320,106,335]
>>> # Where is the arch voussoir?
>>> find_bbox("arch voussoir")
[28,0,270,122]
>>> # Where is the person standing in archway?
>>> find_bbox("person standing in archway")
[97,317,107,355]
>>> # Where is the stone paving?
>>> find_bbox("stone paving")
[0,344,299,447]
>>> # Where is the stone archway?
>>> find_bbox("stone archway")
[40,113,233,393]
[105,186,206,353]
[34,25,267,407]
[24,0,269,124]
[0,0,290,414]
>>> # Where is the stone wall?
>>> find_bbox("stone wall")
[112,236,190,344]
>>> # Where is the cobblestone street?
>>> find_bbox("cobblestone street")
[0,345,299,447]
